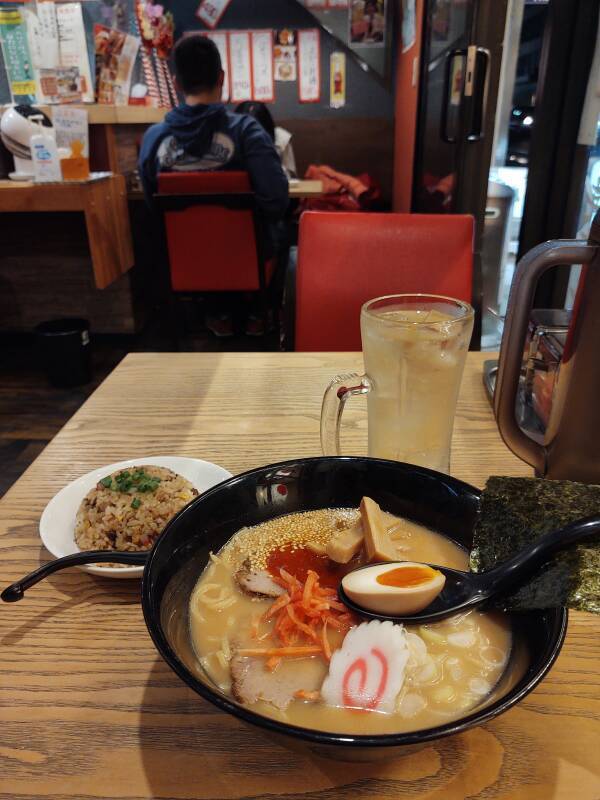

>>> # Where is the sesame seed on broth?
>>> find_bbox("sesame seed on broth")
[220,508,360,571]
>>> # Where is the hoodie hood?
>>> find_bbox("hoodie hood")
[164,103,227,158]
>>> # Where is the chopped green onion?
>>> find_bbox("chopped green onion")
[101,468,161,494]
[131,497,141,509]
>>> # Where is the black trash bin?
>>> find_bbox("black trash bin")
[35,318,91,388]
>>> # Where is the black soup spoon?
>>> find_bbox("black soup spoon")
[338,515,600,624]
[1,551,148,602]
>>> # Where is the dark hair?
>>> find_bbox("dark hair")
[235,101,275,141]
[174,35,222,95]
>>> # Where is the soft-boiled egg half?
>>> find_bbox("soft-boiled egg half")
[341,562,446,616]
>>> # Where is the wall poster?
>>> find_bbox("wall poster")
[297,28,320,103]
[273,29,296,82]
[251,30,274,103]
[94,25,140,105]
[55,2,94,101]
[329,51,346,108]
[202,30,230,102]
[229,30,252,103]
[0,7,36,101]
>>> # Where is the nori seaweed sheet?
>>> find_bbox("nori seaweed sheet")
[470,477,600,613]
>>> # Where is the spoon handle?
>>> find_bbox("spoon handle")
[477,515,600,600]
[1,551,148,602]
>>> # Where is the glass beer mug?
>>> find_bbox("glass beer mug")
[320,294,474,474]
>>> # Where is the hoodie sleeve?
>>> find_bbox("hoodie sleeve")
[138,123,168,208]
[239,118,289,221]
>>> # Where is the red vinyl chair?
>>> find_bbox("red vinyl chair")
[155,171,276,339]
[294,211,474,351]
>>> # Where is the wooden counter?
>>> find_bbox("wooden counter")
[0,102,166,125]
[0,175,134,289]
[0,352,598,799]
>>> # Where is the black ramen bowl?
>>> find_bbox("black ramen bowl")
[143,456,567,760]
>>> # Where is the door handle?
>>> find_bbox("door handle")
[440,48,466,144]
[465,45,490,141]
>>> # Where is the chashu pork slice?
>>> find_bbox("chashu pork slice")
[235,561,285,598]
[231,655,324,710]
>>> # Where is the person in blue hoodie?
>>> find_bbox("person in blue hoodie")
[139,35,289,336]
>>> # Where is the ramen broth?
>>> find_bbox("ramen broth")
[189,509,512,735]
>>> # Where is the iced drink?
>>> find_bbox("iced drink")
[360,297,473,472]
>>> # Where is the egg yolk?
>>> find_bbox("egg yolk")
[376,565,439,588]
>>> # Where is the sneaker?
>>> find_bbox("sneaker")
[245,314,265,336]
[245,313,277,336]
[205,314,234,337]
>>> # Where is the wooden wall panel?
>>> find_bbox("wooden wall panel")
[0,212,138,334]
[279,117,394,203]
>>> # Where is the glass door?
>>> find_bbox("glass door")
[412,0,475,214]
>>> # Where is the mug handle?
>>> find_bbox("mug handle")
[320,373,371,455]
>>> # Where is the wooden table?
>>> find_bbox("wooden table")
[0,174,134,289]
[288,179,324,198]
[1,353,598,800]
[128,178,324,203]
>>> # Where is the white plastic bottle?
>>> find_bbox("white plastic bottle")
[30,118,62,183]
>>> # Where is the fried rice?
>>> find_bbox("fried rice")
[74,465,198,552]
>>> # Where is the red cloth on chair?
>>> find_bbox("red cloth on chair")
[301,164,381,212]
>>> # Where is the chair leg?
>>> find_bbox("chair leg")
[167,291,184,351]
[260,287,270,340]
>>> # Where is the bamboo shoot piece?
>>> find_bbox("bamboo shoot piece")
[361,496,398,562]
[326,522,364,564]
[306,540,328,556]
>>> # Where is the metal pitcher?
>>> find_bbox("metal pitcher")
[494,209,600,482]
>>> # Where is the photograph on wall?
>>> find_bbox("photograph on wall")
[39,66,83,103]
[349,0,386,46]
[196,0,233,30]
[273,29,297,82]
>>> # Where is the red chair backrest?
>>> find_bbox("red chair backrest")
[157,171,261,292]
[295,211,474,351]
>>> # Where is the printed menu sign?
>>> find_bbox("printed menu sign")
[251,30,274,103]
[229,31,252,103]
[56,2,93,101]
[297,28,320,103]
[94,24,140,105]
[196,0,233,29]
[0,7,36,100]
[37,1,60,69]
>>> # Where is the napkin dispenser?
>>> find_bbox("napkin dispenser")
[494,209,600,482]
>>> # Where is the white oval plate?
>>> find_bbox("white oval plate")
[39,456,232,579]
